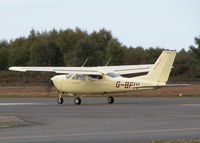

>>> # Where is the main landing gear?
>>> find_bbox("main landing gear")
[107,96,114,104]
[74,97,81,105]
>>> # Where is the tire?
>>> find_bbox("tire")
[107,96,114,104]
[74,97,81,105]
[57,96,64,104]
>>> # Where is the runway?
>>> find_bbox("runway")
[0,97,200,143]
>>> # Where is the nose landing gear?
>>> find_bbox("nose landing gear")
[57,94,64,104]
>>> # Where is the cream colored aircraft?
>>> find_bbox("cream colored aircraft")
[9,50,181,105]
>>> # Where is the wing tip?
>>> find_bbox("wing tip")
[9,67,26,72]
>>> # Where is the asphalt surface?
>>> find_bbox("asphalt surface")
[0,97,200,143]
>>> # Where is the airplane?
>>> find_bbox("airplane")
[9,50,184,105]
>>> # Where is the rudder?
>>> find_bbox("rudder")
[135,51,176,83]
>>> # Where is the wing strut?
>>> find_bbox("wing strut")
[82,58,88,67]
[105,57,112,66]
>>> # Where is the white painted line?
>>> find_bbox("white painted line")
[181,104,200,107]
[0,103,41,106]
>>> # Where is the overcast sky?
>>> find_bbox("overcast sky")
[0,0,199,51]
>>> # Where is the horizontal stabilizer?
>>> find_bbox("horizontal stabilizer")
[133,84,190,89]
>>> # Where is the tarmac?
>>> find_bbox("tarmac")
[0,97,200,143]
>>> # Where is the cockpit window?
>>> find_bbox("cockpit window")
[106,72,121,78]
[69,74,102,80]
[74,74,86,80]
[65,74,73,79]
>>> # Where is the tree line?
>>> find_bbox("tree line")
[0,28,200,79]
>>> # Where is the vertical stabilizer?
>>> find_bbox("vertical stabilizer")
[135,51,176,83]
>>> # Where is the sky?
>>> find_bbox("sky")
[0,0,199,51]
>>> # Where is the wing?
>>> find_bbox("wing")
[99,64,153,75]
[9,64,153,75]
[9,67,102,75]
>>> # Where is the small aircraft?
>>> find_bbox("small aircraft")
[9,50,183,105]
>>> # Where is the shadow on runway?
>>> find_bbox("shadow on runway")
[49,100,166,107]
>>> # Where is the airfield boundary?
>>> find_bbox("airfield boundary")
[0,84,200,97]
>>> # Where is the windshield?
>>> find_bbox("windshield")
[106,72,121,78]
[65,74,73,79]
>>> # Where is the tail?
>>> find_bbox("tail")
[134,50,176,83]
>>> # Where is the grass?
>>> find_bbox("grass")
[0,116,33,128]
[0,84,200,98]
[148,139,200,143]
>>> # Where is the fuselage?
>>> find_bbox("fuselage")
[51,73,160,94]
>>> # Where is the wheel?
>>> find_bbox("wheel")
[57,96,64,104]
[107,96,114,104]
[74,97,81,105]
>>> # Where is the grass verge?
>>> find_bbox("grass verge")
[0,116,33,128]
[148,139,200,143]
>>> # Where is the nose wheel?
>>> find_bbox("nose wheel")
[74,97,81,105]
[57,96,64,104]
[107,96,114,104]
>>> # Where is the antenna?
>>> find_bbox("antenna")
[105,57,112,66]
[82,58,88,67]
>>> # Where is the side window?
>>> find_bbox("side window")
[88,75,103,80]
[106,72,120,78]
[74,74,85,80]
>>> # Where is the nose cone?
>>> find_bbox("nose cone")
[51,76,59,82]
[51,75,62,83]
[51,75,63,90]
